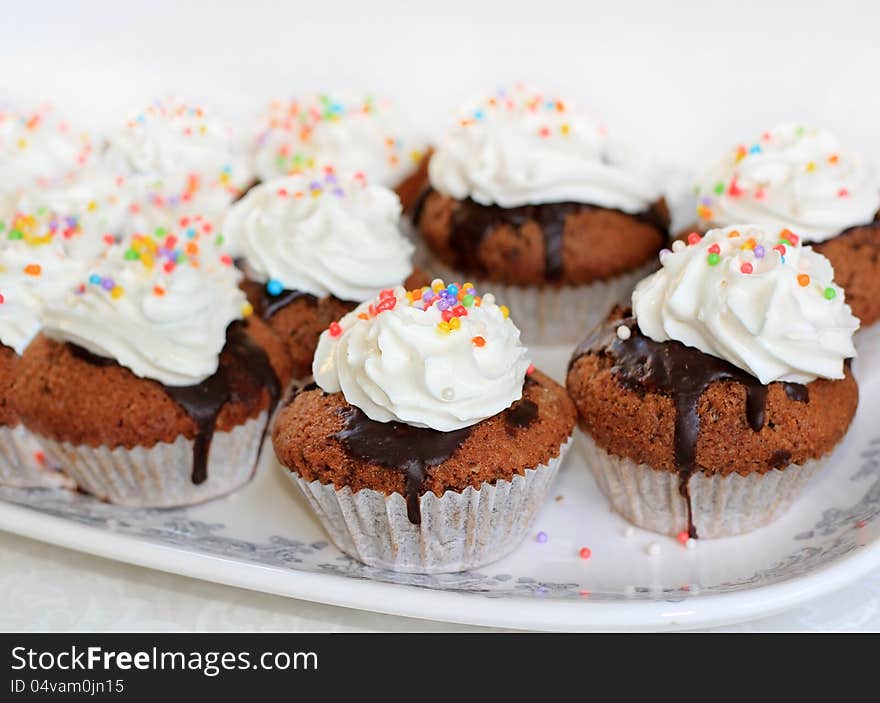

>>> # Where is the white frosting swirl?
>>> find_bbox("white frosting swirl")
[313,281,531,431]
[695,124,880,242]
[0,105,93,208]
[0,241,85,354]
[223,170,414,301]
[429,84,659,210]
[40,231,246,386]
[104,98,253,212]
[251,93,425,187]
[632,225,859,384]
[9,174,132,262]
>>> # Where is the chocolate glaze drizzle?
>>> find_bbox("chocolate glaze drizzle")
[334,408,473,524]
[164,323,280,484]
[412,187,667,282]
[258,288,317,319]
[332,391,541,524]
[71,322,280,486]
[570,311,808,538]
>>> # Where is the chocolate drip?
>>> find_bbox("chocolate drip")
[334,407,472,524]
[69,323,280,485]
[783,383,809,403]
[162,323,280,484]
[257,287,318,320]
[506,399,539,432]
[413,187,666,282]
[571,312,795,538]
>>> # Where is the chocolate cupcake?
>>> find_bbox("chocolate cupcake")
[567,225,860,538]
[415,84,669,344]
[13,232,290,507]
[0,189,123,488]
[273,280,575,573]
[692,124,880,325]
[223,168,423,379]
[103,97,254,218]
[250,93,429,211]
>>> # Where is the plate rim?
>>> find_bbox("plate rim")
[1,497,878,631]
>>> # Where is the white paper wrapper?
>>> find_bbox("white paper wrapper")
[288,438,572,573]
[35,411,268,508]
[417,249,657,345]
[0,424,75,489]
[579,432,827,538]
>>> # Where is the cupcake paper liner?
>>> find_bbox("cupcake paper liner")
[416,249,658,345]
[37,411,268,508]
[287,438,572,574]
[0,424,75,489]
[579,432,826,538]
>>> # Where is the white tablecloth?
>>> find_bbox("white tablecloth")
[2,531,878,632]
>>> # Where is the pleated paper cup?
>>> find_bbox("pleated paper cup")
[579,432,826,538]
[36,411,268,508]
[0,424,75,489]
[288,438,572,574]
[416,250,658,345]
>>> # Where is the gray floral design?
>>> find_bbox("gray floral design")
[1,436,877,601]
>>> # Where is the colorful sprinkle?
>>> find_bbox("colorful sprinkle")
[579,547,592,560]
[266,279,284,296]
[536,531,548,544]
[824,287,836,300]
[687,232,701,246]
[328,321,342,337]
[797,274,810,287]
[707,252,720,266]
[740,262,753,275]
[472,335,486,347]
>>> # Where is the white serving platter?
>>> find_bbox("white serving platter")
[1,329,879,632]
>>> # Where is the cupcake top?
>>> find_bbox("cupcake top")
[0,236,89,355]
[7,174,131,261]
[313,279,531,431]
[695,124,880,242]
[104,97,253,210]
[428,84,659,211]
[0,105,94,207]
[40,227,246,387]
[223,168,414,301]
[632,225,859,384]
[251,93,425,187]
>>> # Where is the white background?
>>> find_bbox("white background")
[4,0,880,181]
[3,0,880,631]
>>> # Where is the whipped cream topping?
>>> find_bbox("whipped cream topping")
[0,240,87,355]
[428,84,659,210]
[632,225,859,384]
[223,169,414,301]
[695,124,880,242]
[8,174,132,262]
[0,105,93,208]
[313,280,531,431]
[251,93,425,187]
[40,226,246,386]
[104,98,253,212]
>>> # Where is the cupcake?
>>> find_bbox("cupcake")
[103,97,254,217]
[692,124,880,325]
[223,168,424,379]
[567,225,860,538]
[273,280,576,573]
[0,104,94,212]
[12,231,291,507]
[415,84,669,344]
[0,187,124,488]
[250,93,429,211]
